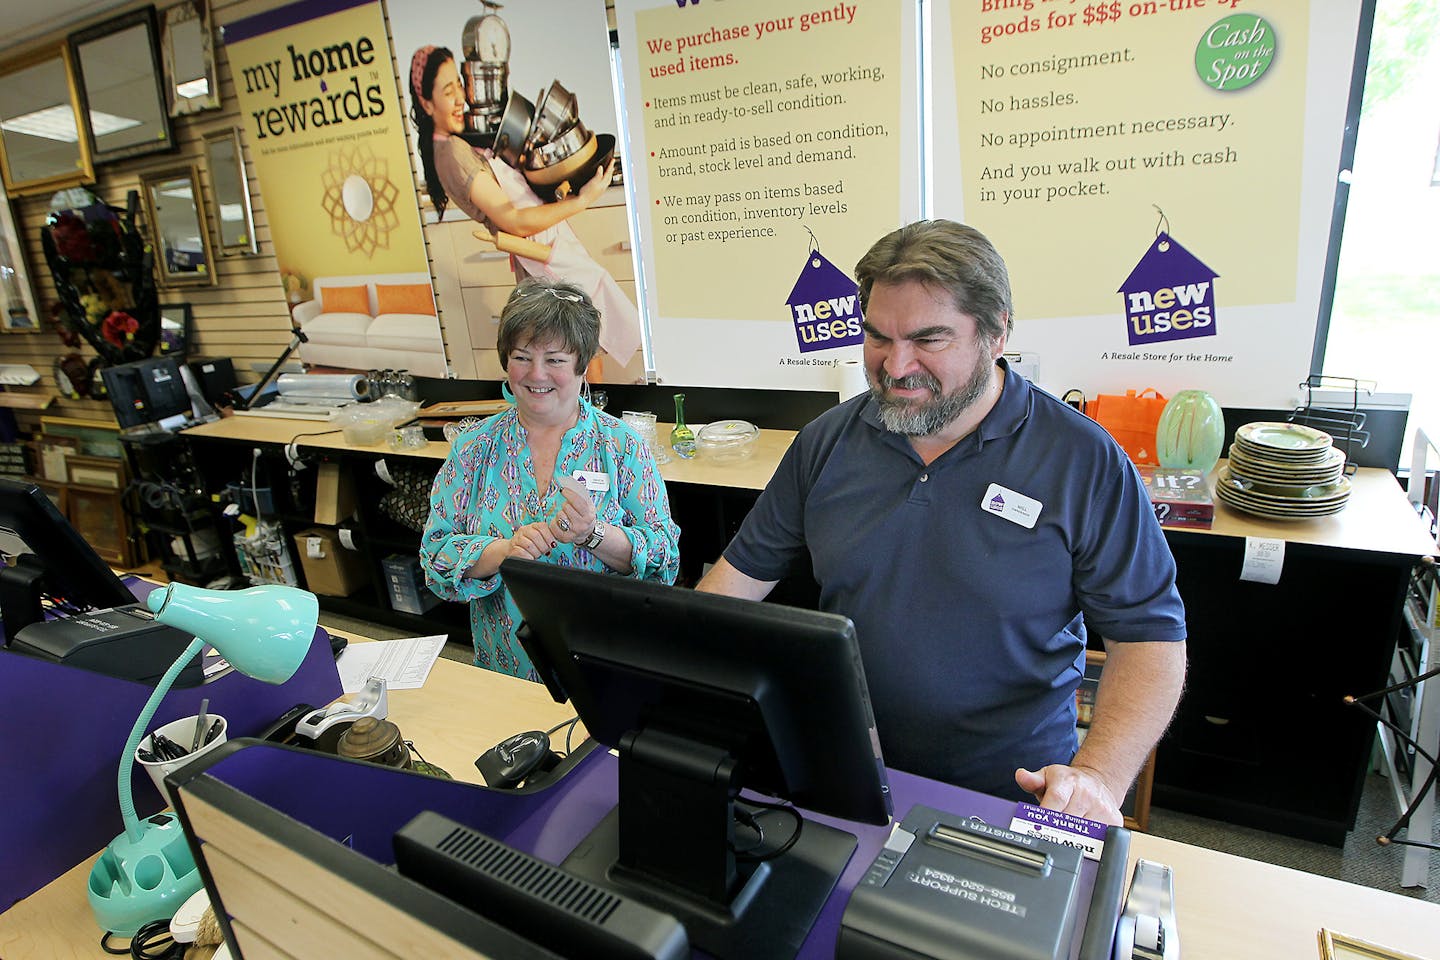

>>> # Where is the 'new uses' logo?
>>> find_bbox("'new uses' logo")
[1116,233,1219,347]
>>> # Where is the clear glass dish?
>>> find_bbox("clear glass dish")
[696,419,759,462]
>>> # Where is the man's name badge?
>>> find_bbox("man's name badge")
[982,483,1042,529]
[571,470,610,493]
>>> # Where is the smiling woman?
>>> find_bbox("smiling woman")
[419,277,680,680]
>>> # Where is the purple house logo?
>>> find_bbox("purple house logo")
[785,251,864,354]
[988,492,1006,512]
[1117,232,1219,347]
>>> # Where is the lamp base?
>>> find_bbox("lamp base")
[88,811,203,936]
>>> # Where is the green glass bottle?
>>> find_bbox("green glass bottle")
[671,393,696,460]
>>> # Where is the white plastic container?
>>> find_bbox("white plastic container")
[136,714,228,798]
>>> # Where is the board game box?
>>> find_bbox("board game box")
[1137,466,1214,529]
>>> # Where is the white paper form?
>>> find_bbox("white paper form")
[336,635,447,693]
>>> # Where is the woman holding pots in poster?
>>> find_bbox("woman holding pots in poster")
[409,45,642,372]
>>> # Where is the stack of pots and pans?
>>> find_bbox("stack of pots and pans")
[494,80,616,202]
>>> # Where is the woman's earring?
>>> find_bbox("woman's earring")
[580,380,592,405]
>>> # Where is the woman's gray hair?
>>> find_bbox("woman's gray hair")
[497,277,601,373]
[854,220,1014,342]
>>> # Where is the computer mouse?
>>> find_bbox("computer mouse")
[475,730,552,788]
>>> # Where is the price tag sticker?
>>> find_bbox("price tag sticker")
[1240,537,1284,584]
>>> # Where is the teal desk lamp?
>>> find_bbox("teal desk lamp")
[87,582,318,936]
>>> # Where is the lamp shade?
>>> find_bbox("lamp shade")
[1156,389,1225,475]
[146,583,317,684]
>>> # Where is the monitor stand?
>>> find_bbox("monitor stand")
[560,728,858,960]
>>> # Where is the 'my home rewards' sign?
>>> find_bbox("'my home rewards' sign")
[1118,233,1219,347]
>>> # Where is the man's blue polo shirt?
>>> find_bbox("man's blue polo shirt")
[724,361,1187,799]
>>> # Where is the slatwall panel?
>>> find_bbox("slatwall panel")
[0,0,476,429]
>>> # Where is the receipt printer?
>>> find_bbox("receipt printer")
[838,805,1085,960]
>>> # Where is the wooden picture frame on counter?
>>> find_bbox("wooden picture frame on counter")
[1319,929,1427,960]
[66,455,125,490]
[1078,649,1156,832]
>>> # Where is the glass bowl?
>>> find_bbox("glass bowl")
[696,419,759,463]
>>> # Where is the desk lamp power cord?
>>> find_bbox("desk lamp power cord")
[100,918,184,959]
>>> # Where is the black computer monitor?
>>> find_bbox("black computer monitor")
[492,557,892,960]
[101,355,192,430]
[0,477,135,638]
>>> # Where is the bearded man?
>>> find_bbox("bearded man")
[697,220,1187,825]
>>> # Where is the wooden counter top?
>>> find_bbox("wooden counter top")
[1195,460,1438,558]
[184,415,794,492]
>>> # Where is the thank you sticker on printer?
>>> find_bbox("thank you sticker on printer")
[1008,803,1107,861]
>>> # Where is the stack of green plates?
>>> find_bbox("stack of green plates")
[1217,422,1351,520]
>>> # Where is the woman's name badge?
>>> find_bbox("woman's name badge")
[570,470,610,493]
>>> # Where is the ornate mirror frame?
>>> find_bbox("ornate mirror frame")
[203,128,258,255]
[161,1,220,117]
[141,165,217,288]
[68,6,177,165]
[0,45,95,196]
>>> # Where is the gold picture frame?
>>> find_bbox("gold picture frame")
[1319,929,1427,960]
[0,44,95,197]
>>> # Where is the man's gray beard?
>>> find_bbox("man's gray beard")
[870,355,993,437]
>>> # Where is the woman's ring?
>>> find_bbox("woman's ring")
[557,517,570,532]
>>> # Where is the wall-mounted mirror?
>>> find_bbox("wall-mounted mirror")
[161,1,219,117]
[69,6,176,166]
[203,128,258,255]
[141,166,216,288]
[0,45,95,197]
[0,181,41,332]
[158,302,193,356]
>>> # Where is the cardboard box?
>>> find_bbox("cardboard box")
[294,527,368,597]
[314,461,358,526]
[1137,466,1214,529]
[383,553,441,615]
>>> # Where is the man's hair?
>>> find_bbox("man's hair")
[497,277,601,373]
[854,220,1014,341]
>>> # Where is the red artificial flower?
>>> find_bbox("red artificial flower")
[102,310,139,347]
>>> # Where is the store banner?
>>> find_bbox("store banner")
[225,0,442,375]
[931,0,1368,409]
[616,0,920,391]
